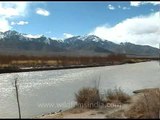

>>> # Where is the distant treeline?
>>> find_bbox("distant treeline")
[0,54,129,67]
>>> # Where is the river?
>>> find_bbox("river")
[0,61,159,118]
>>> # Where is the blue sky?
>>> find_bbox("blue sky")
[0,1,160,47]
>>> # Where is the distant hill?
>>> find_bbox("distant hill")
[0,30,159,57]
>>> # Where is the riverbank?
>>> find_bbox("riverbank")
[0,59,149,74]
[36,88,160,119]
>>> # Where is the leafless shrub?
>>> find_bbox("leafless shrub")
[125,89,160,119]
[105,87,130,104]
[75,87,102,109]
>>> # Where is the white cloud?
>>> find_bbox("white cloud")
[118,5,121,8]
[122,7,130,10]
[146,1,160,5]
[51,33,74,40]
[51,37,58,40]
[144,1,160,5]
[107,4,115,10]
[0,2,29,32]
[89,12,160,48]
[130,1,141,7]
[23,34,42,38]
[0,18,11,32]
[36,8,50,16]
[63,33,74,39]
[117,5,130,10]
[0,2,29,18]
[11,22,15,25]
[17,21,28,25]
[130,1,160,7]
[11,21,29,25]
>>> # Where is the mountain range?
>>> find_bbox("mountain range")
[0,30,159,57]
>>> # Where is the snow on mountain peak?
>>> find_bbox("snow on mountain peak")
[23,34,42,39]
[0,32,4,39]
[0,30,104,44]
[77,35,102,42]
[4,30,21,36]
[44,37,51,45]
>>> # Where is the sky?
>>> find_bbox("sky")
[0,1,160,48]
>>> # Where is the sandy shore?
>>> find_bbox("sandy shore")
[36,88,159,119]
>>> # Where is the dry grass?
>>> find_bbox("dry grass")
[75,87,102,109]
[0,54,129,68]
[125,89,160,119]
[75,86,130,110]
[105,87,130,104]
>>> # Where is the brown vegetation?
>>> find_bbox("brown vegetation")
[0,54,149,69]
[0,54,128,68]
[75,86,130,109]
[75,87,102,109]
[125,89,160,119]
[105,87,131,104]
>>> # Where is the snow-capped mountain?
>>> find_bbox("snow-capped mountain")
[75,35,102,42]
[0,30,159,57]
[0,30,52,45]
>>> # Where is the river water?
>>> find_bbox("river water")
[0,61,160,118]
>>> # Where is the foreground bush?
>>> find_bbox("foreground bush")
[75,87,102,109]
[125,89,160,119]
[105,87,130,104]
